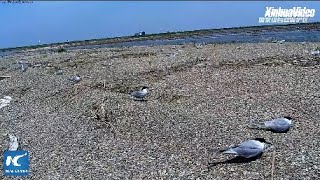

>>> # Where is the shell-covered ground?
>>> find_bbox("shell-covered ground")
[0,42,320,179]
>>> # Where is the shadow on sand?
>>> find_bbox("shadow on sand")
[207,153,263,169]
[133,99,148,102]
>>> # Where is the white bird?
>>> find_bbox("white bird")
[8,134,19,151]
[216,138,272,158]
[311,50,320,56]
[18,61,28,72]
[249,117,293,133]
[0,96,12,109]
[55,69,64,75]
[130,86,149,99]
[68,75,81,83]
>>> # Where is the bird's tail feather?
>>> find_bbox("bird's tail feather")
[248,119,267,129]
[208,148,229,156]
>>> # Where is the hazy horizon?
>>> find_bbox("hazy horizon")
[1,1,319,48]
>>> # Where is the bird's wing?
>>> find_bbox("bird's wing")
[265,119,290,131]
[232,146,262,158]
[131,91,144,98]
[234,140,263,158]
[68,77,78,82]
[220,141,253,154]
[274,119,290,126]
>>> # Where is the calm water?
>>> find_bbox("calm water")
[70,30,320,50]
[1,30,320,57]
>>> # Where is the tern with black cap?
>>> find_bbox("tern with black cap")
[130,86,150,99]
[216,138,272,158]
[249,116,293,133]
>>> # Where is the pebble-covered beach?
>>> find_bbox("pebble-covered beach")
[1,42,320,179]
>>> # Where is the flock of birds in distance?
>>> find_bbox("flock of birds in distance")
[13,59,294,163]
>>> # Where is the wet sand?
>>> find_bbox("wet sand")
[0,42,320,179]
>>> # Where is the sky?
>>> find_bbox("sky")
[0,1,319,48]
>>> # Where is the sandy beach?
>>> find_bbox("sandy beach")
[1,42,320,179]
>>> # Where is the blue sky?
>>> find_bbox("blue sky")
[0,1,319,48]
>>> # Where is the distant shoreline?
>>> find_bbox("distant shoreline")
[1,22,319,51]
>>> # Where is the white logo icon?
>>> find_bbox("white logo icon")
[5,153,27,167]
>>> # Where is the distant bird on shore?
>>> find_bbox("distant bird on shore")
[129,86,150,100]
[18,61,28,72]
[8,134,19,151]
[249,117,293,133]
[55,69,64,75]
[0,96,12,109]
[215,138,272,158]
[311,50,320,56]
[68,75,81,83]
